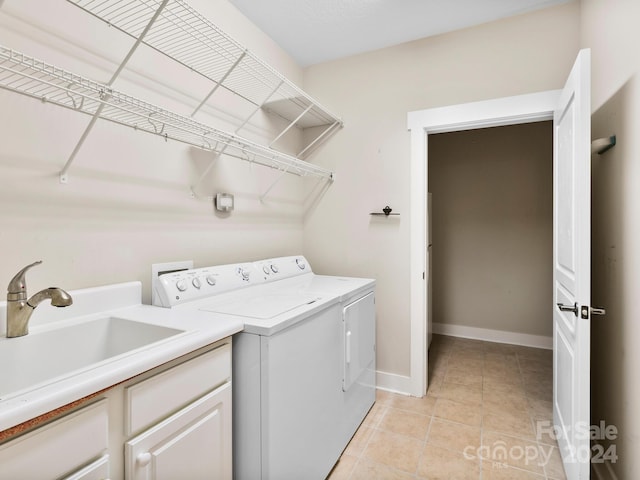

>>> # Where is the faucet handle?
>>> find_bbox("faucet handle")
[7,260,43,299]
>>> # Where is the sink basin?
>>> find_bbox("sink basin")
[0,317,183,399]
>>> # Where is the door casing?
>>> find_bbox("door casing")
[407,90,561,396]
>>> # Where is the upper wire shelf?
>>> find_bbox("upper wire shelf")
[0,45,334,180]
[66,0,343,146]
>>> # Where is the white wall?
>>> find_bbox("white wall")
[429,122,553,338]
[581,0,640,477]
[302,3,580,379]
[0,0,311,304]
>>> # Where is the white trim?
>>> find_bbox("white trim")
[407,90,561,133]
[375,370,413,396]
[407,89,561,397]
[432,323,552,350]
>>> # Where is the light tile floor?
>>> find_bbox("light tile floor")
[328,334,567,480]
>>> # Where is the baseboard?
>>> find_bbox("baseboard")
[376,370,412,396]
[432,322,553,349]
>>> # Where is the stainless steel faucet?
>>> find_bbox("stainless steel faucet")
[6,261,73,338]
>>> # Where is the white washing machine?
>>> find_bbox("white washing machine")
[153,256,376,480]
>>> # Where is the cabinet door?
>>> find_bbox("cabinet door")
[125,383,231,480]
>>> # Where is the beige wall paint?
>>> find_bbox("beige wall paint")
[429,122,553,337]
[582,0,640,477]
[0,0,309,304]
[303,3,580,377]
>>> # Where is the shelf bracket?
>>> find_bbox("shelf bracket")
[191,50,247,117]
[269,104,313,148]
[260,168,289,202]
[232,79,283,137]
[190,80,286,195]
[298,120,342,158]
[59,91,111,182]
[190,151,222,198]
[59,0,170,182]
[238,79,284,134]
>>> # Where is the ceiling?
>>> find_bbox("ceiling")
[228,0,572,67]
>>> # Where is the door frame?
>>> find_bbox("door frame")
[407,89,561,397]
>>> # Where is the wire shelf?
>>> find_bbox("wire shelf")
[67,0,343,130]
[0,45,334,180]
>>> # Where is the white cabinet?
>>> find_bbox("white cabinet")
[124,343,233,480]
[0,338,232,480]
[0,400,109,480]
[125,343,231,436]
[125,383,232,480]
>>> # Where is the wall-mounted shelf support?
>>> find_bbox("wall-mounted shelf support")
[259,168,289,202]
[59,90,110,182]
[269,104,313,148]
[298,120,342,159]
[191,50,247,118]
[189,152,221,198]
[60,0,170,182]
[190,79,286,196]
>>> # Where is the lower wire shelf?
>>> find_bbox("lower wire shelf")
[0,45,334,181]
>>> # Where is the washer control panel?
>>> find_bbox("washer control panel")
[153,256,312,307]
[253,256,311,282]
[154,263,256,307]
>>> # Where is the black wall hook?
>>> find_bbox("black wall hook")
[370,205,400,216]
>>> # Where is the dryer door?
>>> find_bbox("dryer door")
[343,292,375,392]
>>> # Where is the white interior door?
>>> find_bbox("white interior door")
[553,48,591,480]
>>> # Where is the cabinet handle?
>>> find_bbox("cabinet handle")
[346,330,352,364]
[137,452,152,467]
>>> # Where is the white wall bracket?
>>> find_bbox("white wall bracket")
[59,0,170,182]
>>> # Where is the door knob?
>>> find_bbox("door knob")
[557,302,578,316]
[580,305,607,319]
[137,452,152,467]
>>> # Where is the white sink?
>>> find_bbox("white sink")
[0,317,183,399]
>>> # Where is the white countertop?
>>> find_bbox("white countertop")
[0,282,243,432]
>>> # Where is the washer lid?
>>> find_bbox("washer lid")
[199,293,320,320]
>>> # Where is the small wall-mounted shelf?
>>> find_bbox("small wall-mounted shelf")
[370,206,400,216]
[0,46,334,182]
[591,135,616,155]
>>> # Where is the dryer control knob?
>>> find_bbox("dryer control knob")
[239,267,251,281]
[206,275,217,286]
[296,258,306,270]
[271,264,279,273]
[192,277,202,289]
[176,279,188,292]
[263,265,271,275]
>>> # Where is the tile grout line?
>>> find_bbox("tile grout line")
[336,337,557,480]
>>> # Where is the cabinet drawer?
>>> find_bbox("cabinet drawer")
[0,400,108,480]
[125,342,231,435]
[62,454,110,480]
